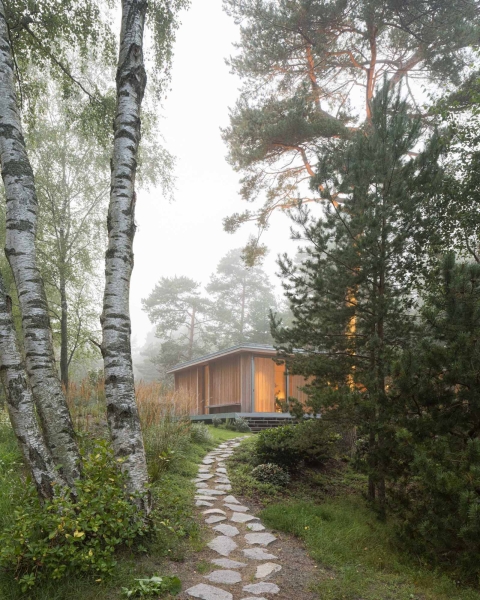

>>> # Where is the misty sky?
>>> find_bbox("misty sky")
[130,0,298,348]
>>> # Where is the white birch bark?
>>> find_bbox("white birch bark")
[0,274,63,499]
[101,0,149,508]
[0,0,80,487]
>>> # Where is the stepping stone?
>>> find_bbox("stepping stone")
[219,454,232,459]
[208,536,238,556]
[196,495,220,501]
[255,563,282,579]
[198,466,211,471]
[224,495,240,504]
[245,533,277,546]
[224,503,248,512]
[197,474,214,480]
[241,598,268,600]
[186,583,233,600]
[247,522,265,532]
[243,583,280,595]
[211,558,247,569]
[205,570,242,585]
[217,462,226,468]
[202,459,215,465]
[242,548,277,561]
[213,523,240,537]
[206,516,227,524]
[215,477,231,484]
[199,489,226,496]
[204,509,227,515]
[196,500,213,507]
[216,485,232,491]
[230,513,259,523]
[216,468,227,474]
[196,482,209,488]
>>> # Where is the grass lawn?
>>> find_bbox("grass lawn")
[228,436,480,600]
[0,421,246,599]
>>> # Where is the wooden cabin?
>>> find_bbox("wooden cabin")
[168,344,309,427]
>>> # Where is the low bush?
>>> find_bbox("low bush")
[255,420,338,469]
[143,416,191,481]
[122,575,181,598]
[0,441,148,592]
[251,463,290,487]
[190,423,213,444]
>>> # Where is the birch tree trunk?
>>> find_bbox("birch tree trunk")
[0,0,80,488]
[0,275,63,499]
[101,0,149,507]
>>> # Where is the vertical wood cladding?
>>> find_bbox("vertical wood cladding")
[210,355,241,406]
[254,357,276,412]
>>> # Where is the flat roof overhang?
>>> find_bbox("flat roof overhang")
[167,343,280,374]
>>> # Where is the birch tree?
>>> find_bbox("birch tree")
[102,0,188,503]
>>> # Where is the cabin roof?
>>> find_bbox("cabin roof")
[167,343,278,374]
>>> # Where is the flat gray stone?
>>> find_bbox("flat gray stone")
[242,548,277,560]
[186,583,233,600]
[241,597,268,600]
[247,522,265,532]
[211,558,248,569]
[196,495,221,501]
[202,459,215,465]
[224,503,248,512]
[208,535,238,556]
[195,482,209,488]
[205,570,242,585]
[215,477,231,484]
[206,515,227,524]
[197,473,214,480]
[204,508,227,515]
[198,467,210,472]
[230,513,259,523]
[245,533,277,546]
[255,563,282,579]
[196,500,214,507]
[224,495,240,504]
[219,454,232,458]
[216,485,232,491]
[213,523,240,537]
[243,583,280,595]
[217,462,226,468]
[199,489,226,496]
[216,468,227,474]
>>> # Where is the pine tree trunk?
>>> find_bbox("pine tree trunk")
[0,275,63,499]
[0,0,80,488]
[101,0,149,508]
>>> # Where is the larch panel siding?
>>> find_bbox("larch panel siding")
[175,369,198,413]
[254,357,276,412]
[240,353,253,411]
[210,355,241,407]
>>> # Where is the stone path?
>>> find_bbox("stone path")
[184,438,283,600]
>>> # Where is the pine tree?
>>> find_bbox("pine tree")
[273,85,429,505]
[206,248,278,348]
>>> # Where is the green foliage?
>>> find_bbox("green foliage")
[255,421,337,469]
[212,417,221,428]
[190,423,213,444]
[385,256,480,581]
[251,463,290,487]
[0,442,148,592]
[122,575,181,598]
[223,417,251,433]
[143,417,191,482]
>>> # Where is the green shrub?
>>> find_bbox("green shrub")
[0,441,148,592]
[190,423,213,444]
[212,417,222,428]
[122,575,181,598]
[251,463,290,486]
[255,420,338,469]
[144,416,191,481]
[233,417,251,433]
